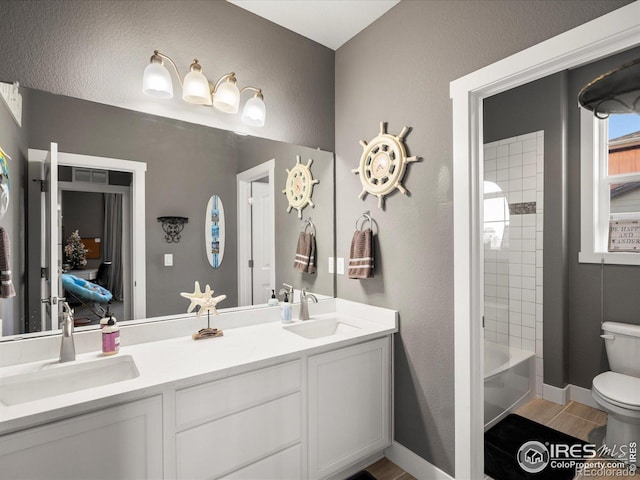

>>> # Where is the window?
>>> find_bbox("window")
[580,108,640,264]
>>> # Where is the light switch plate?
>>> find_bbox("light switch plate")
[337,257,344,275]
[328,257,334,274]
[164,254,173,267]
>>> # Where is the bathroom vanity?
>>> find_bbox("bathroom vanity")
[0,299,396,480]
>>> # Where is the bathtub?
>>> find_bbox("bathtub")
[484,342,535,430]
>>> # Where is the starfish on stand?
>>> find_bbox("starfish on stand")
[180,281,227,340]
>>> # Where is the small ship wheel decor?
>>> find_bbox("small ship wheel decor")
[282,155,319,218]
[352,122,420,209]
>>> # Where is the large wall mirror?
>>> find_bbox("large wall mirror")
[0,87,335,339]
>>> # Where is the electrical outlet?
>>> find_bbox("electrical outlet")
[164,254,173,267]
[337,257,345,275]
[328,257,334,274]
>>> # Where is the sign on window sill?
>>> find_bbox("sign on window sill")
[609,219,640,252]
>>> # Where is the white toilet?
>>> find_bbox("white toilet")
[592,321,640,462]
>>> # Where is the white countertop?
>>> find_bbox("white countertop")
[0,299,397,435]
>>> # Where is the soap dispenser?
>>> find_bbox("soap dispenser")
[268,289,279,306]
[102,315,120,356]
[281,292,292,323]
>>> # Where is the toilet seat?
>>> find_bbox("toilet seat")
[592,371,640,410]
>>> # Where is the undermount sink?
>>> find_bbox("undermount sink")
[0,355,139,406]
[283,318,360,340]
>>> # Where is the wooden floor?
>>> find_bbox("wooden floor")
[513,398,638,480]
[364,457,416,480]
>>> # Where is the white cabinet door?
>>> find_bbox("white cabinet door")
[0,396,163,480]
[308,337,391,480]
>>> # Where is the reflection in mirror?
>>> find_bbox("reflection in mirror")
[205,195,225,268]
[0,87,335,340]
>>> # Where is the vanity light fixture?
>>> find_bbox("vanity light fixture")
[143,50,266,127]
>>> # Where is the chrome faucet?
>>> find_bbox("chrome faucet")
[279,283,294,301]
[59,302,76,363]
[298,288,318,321]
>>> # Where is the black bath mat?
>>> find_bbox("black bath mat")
[345,471,376,480]
[485,414,587,480]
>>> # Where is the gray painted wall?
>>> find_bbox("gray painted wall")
[0,0,335,151]
[567,47,640,389]
[237,137,335,299]
[484,73,569,388]
[335,0,631,475]
[0,89,25,336]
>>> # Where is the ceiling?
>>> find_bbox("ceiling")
[227,0,401,50]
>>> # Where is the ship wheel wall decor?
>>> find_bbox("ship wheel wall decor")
[282,155,320,218]
[352,122,420,209]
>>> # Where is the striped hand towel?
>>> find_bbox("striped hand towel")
[293,232,317,274]
[0,227,15,298]
[348,228,374,279]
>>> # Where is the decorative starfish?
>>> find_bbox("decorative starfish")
[180,281,226,317]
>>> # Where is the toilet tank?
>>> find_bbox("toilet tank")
[602,321,640,377]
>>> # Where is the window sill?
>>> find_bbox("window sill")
[579,251,640,266]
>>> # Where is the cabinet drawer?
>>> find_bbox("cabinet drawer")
[176,392,301,480]
[221,443,302,480]
[176,359,301,429]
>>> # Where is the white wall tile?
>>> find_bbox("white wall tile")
[523,150,536,165]
[523,189,536,202]
[523,138,537,153]
[485,132,544,376]
[523,176,537,190]
[509,154,523,168]
[523,164,537,178]
[485,146,497,160]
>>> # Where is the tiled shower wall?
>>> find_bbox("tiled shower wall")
[484,131,544,395]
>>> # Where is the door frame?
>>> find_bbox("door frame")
[29,148,147,322]
[237,159,275,306]
[450,3,640,478]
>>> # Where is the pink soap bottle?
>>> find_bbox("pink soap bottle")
[102,317,120,356]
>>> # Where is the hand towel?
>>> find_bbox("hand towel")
[348,228,374,279]
[307,233,316,274]
[0,227,15,298]
[294,232,316,274]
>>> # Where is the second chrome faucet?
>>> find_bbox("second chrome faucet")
[299,288,318,321]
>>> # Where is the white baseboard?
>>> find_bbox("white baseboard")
[384,441,453,480]
[543,383,569,404]
[569,384,599,409]
[542,383,599,409]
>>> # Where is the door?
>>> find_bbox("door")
[40,142,61,330]
[237,160,275,306]
[251,180,273,304]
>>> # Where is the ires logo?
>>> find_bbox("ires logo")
[517,441,598,474]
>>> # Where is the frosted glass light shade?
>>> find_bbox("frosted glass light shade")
[241,96,266,127]
[143,63,173,99]
[183,70,212,105]
[213,81,240,113]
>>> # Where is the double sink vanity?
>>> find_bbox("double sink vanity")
[0,298,397,480]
